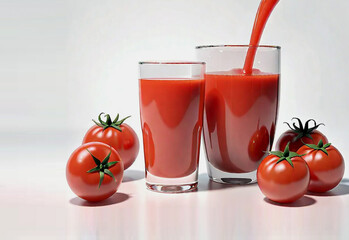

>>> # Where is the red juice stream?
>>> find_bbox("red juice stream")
[243,0,280,74]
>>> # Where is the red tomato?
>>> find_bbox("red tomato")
[83,113,139,170]
[66,142,124,202]
[276,118,328,152]
[257,143,310,203]
[297,140,345,193]
[248,125,269,162]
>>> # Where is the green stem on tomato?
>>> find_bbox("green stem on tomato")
[284,117,325,142]
[269,142,305,168]
[86,148,119,188]
[92,112,131,132]
[305,139,331,155]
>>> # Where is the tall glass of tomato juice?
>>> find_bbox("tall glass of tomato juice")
[139,62,205,193]
[196,45,280,184]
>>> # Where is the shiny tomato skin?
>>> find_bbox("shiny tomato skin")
[297,145,345,193]
[257,155,310,203]
[66,142,124,202]
[276,130,328,152]
[248,126,270,162]
[83,123,139,170]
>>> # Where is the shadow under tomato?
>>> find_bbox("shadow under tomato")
[69,192,130,207]
[196,173,257,192]
[263,196,316,207]
[122,170,145,182]
[306,180,349,197]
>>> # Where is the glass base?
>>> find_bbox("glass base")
[206,161,257,185]
[146,182,198,193]
[145,169,198,193]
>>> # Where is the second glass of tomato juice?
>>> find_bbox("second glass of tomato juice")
[196,45,280,184]
[139,62,205,193]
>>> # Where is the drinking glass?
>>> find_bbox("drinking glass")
[196,45,280,184]
[139,62,205,193]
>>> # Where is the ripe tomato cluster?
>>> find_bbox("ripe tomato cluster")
[66,113,139,202]
[258,118,345,203]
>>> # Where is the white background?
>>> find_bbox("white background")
[2,0,349,157]
[1,0,349,239]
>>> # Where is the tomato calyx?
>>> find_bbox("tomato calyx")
[269,142,305,168]
[92,112,131,132]
[284,117,324,142]
[305,139,331,155]
[86,148,119,188]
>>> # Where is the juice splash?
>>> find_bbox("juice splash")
[243,0,280,74]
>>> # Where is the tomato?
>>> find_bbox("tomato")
[276,118,328,152]
[66,142,124,202]
[83,113,139,170]
[297,140,345,193]
[248,125,269,162]
[257,143,310,203]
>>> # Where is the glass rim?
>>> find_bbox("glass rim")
[139,61,206,65]
[195,44,281,49]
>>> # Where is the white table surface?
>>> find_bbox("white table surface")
[2,131,349,240]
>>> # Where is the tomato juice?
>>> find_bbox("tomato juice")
[198,0,280,179]
[139,78,205,178]
[204,69,279,173]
